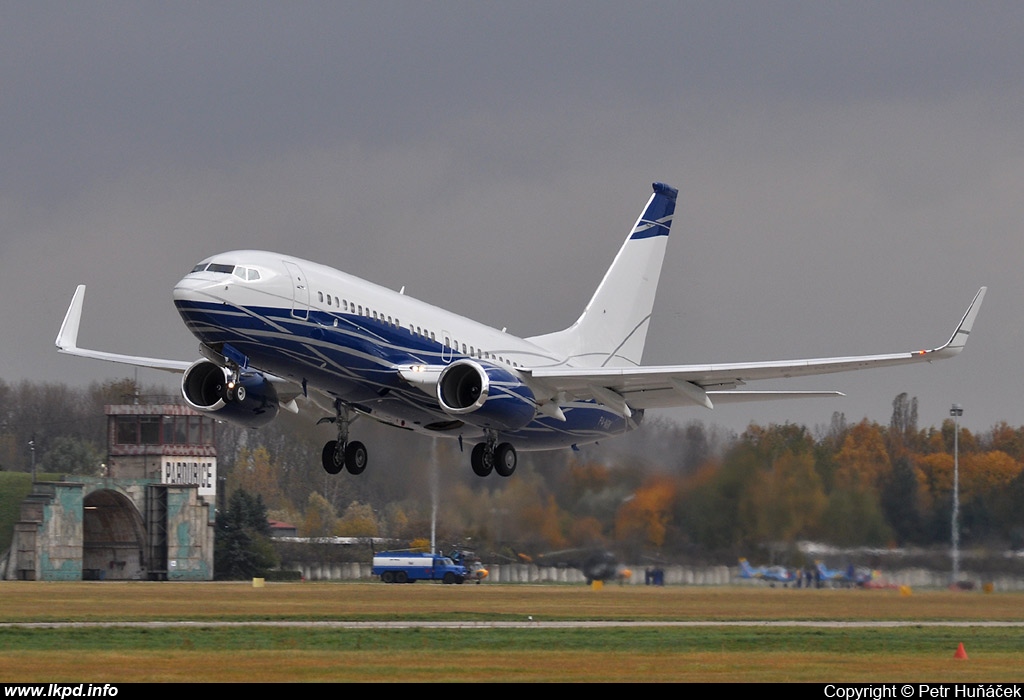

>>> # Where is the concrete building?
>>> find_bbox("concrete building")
[2,404,217,581]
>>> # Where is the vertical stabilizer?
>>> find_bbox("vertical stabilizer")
[528,182,677,367]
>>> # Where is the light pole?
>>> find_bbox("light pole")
[28,435,36,483]
[950,403,963,585]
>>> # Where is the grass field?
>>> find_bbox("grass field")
[1,581,1022,682]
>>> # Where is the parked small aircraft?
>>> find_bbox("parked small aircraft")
[816,560,876,587]
[738,557,796,585]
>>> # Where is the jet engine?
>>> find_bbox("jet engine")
[181,360,280,428]
[436,359,536,431]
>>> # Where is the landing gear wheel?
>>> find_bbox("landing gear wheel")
[494,442,517,477]
[322,440,344,475]
[471,443,493,477]
[320,402,368,476]
[345,441,368,475]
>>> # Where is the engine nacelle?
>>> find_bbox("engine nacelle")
[437,359,536,431]
[181,360,279,428]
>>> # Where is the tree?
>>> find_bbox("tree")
[986,422,1024,461]
[614,476,677,551]
[819,488,892,546]
[889,392,919,453]
[676,449,758,551]
[880,455,926,545]
[335,501,380,537]
[214,489,279,580]
[833,420,891,494]
[958,451,1023,544]
[229,446,289,512]
[300,491,337,537]
[739,449,826,545]
[38,435,104,475]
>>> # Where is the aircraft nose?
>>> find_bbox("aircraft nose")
[173,274,225,304]
[173,276,203,301]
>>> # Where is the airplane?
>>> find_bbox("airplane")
[815,561,877,587]
[55,182,987,479]
[738,557,796,585]
[519,548,630,584]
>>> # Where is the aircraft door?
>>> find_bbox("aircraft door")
[441,332,453,363]
[283,261,310,320]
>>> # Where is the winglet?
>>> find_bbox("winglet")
[930,287,986,359]
[56,284,87,352]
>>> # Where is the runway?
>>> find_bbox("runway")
[4,619,1024,629]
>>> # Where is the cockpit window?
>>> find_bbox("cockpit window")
[189,262,261,280]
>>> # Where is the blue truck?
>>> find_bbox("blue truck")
[371,551,468,584]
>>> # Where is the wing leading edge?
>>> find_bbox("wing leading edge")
[525,287,987,414]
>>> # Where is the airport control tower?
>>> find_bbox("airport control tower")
[2,403,217,581]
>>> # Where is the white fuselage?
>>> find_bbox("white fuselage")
[172,250,636,448]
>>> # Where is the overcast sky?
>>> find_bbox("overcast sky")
[2,2,1021,438]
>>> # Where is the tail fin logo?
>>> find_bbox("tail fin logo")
[630,214,673,240]
[629,182,677,240]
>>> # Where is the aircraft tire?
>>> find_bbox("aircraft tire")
[345,441,368,475]
[471,443,492,477]
[321,441,344,475]
[494,442,517,477]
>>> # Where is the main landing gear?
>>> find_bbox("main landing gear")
[316,405,516,480]
[470,431,517,478]
[319,402,367,475]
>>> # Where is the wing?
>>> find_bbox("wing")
[525,287,986,415]
[56,285,192,372]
